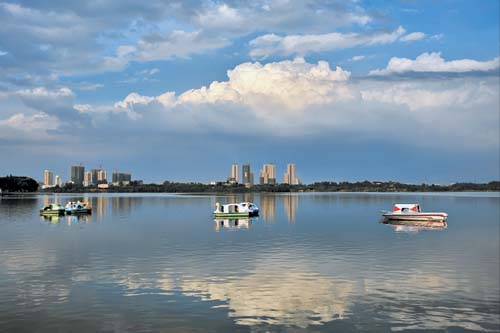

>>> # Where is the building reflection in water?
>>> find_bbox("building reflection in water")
[242,193,254,203]
[221,193,255,204]
[213,218,253,232]
[111,196,133,216]
[95,196,107,221]
[283,194,298,223]
[42,195,50,207]
[259,194,276,222]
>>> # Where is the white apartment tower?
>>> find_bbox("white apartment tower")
[283,163,300,185]
[83,171,92,187]
[97,169,107,183]
[231,163,239,183]
[55,175,62,186]
[43,170,54,186]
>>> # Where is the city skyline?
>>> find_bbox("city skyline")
[42,164,131,186]
[33,156,498,186]
[41,161,303,186]
[228,162,299,186]
[0,1,498,184]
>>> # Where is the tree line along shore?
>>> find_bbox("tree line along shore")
[2,176,499,194]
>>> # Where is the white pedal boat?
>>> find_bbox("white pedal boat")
[213,202,259,218]
[65,201,92,215]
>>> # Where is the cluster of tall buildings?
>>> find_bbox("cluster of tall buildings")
[70,165,108,186]
[43,164,132,187]
[82,168,108,186]
[227,163,299,187]
[43,170,62,188]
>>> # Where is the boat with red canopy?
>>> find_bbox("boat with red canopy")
[382,204,448,222]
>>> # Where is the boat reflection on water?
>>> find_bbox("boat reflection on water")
[213,218,254,232]
[40,214,91,226]
[381,218,448,233]
[40,214,62,224]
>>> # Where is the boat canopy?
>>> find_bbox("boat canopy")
[393,204,421,212]
[219,203,241,213]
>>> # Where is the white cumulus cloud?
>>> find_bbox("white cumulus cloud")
[113,58,352,110]
[370,52,500,75]
[3,58,497,150]
[106,58,498,148]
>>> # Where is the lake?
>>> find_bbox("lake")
[0,192,499,332]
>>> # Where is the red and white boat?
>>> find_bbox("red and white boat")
[382,204,448,222]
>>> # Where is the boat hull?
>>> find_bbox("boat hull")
[65,209,92,215]
[383,213,447,222]
[213,212,252,218]
[40,209,65,216]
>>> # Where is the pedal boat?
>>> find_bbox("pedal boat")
[382,204,448,222]
[65,201,92,215]
[40,203,65,216]
[213,202,259,218]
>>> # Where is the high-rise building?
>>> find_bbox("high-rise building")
[283,163,300,185]
[90,169,101,185]
[44,170,53,186]
[83,171,92,187]
[231,163,239,183]
[112,172,132,183]
[259,163,276,185]
[97,170,107,183]
[242,163,254,186]
[55,175,62,187]
[71,165,85,185]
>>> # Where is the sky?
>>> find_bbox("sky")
[0,0,499,184]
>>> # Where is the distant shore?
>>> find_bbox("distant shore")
[36,180,500,194]
[2,176,499,195]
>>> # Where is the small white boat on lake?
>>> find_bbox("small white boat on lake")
[65,201,92,215]
[382,204,448,222]
[213,202,259,218]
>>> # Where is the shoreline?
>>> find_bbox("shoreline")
[12,189,500,195]
[3,177,499,195]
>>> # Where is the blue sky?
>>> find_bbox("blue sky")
[0,0,498,184]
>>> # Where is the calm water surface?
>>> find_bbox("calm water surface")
[0,192,499,332]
